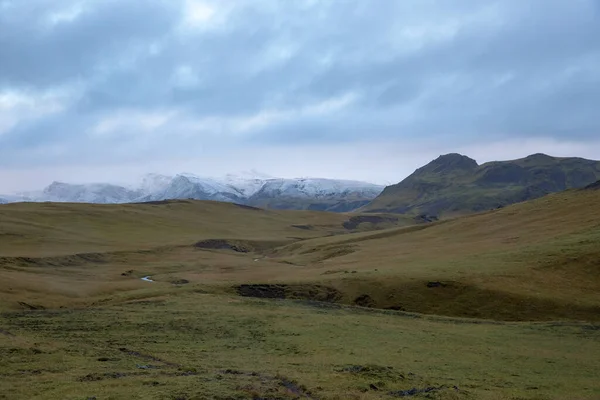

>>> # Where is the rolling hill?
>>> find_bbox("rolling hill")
[1,184,599,321]
[362,153,600,217]
[0,200,413,258]
[265,187,600,321]
[1,186,600,399]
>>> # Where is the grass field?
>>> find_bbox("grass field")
[1,190,599,399]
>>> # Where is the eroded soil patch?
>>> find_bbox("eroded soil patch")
[118,347,180,367]
[194,239,290,254]
[335,279,600,322]
[236,279,600,322]
[220,369,318,399]
[236,284,341,303]
[343,215,399,230]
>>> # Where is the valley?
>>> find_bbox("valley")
[1,182,599,399]
[3,2,599,399]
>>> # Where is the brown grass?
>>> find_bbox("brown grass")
[1,192,600,398]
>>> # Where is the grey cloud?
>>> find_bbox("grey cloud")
[0,0,181,88]
[0,0,599,171]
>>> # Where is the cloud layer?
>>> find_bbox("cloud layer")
[1,0,599,191]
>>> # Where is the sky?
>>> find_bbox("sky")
[1,0,599,192]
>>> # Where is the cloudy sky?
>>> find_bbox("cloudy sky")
[1,0,599,192]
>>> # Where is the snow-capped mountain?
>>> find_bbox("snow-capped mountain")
[221,170,274,197]
[0,172,384,212]
[139,173,245,203]
[251,178,383,199]
[0,193,36,203]
[41,182,143,204]
[138,173,173,194]
[247,178,384,211]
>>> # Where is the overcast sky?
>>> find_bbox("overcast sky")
[1,0,599,192]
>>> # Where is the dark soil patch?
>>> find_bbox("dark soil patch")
[221,369,317,399]
[233,203,263,211]
[118,347,180,367]
[343,215,399,230]
[353,294,376,308]
[195,239,251,252]
[194,239,290,254]
[17,302,45,311]
[384,306,407,311]
[78,372,138,381]
[426,281,448,288]
[291,224,314,230]
[331,279,600,322]
[414,214,439,223]
[236,284,341,303]
[389,385,459,397]
[171,279,190,285]
[0,252,109,269]
[0,328,15,337]
[237,284,286,299]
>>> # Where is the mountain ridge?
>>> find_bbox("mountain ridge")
[1,173,384,212]
[362,152,600,216]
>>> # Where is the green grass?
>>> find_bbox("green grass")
[2,292,599,400]
[1,189,600,398]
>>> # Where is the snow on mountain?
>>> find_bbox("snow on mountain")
[44,182,143,203]
[0,193,29,203]
[250,178,383,199]
[138,173,173,194]
[0,172,385,212]
[141,173,245,203]
[220,170,273,197]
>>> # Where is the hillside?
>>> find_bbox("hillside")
[2,187,599,321]
[1,189,600,399]
[0,200,413,258]
[362,153,600,216]
[265,187,600,321]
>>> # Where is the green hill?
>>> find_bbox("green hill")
[362,153,600,216]
[1,188,600,399]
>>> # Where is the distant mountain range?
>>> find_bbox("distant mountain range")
[0,172,384,212]
[362,153,600,216]
[3,153,599,215]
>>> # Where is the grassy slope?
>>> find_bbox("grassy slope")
[268,189,600,321]
[1,293,599,400]
[363,154,600,216]
[0,200,351,257]
[247,196,374,212]
[0,200,413,309]
[1,192,600,399]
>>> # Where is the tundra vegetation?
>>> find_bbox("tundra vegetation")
[1,186,599,399]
